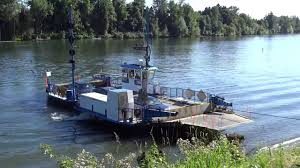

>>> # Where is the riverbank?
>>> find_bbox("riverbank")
[14,32,146,41]
[40,125,300,168]
[41,136,300,168]
[6,31,299,42]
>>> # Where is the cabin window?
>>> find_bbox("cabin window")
[135,70,141,85]
[148,70,156,80]
[129,70,135,78]
[135,70,141,79]
[122,69,129,83]
[142,71,147,80]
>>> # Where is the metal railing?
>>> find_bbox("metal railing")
[151,85,210,103]
[119,106,178,123]
[111,77,123,87]
[93,73,123,87]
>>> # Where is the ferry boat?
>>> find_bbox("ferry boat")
[45,10,245,129]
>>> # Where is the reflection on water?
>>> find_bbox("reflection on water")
[0,35,299,167]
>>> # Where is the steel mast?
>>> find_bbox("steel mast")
[134,11,152,105]
[67,7,76,101]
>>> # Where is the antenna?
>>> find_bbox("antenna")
[135,10,153,106]
[144,10,152,68]
[67,7,76,101]
[133,10,152,68]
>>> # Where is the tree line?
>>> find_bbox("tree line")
[1,0,300,41]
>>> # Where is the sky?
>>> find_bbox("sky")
[130,0,300,19]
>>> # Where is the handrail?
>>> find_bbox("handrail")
[149,85,210,103]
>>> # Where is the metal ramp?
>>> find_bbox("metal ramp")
[167,112,252,131]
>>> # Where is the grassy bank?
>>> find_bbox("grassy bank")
[41,136,300,168]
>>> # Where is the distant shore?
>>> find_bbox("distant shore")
[2,32,299,43]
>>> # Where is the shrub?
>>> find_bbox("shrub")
[40,33,49,40]
[112,32,124,39]
[50,32,65,40]
[41,137,300,168]
[21,32,33,41]
[123,32,144,39]
[138,143,168,168]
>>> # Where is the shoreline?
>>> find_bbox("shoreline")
[1,33,300,43]
[260,137,300,151]
[40,134,300,167]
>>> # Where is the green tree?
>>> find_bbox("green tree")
[17,6,32,38]
[126,0,145,32]
[167,0,188,37]
[199,14,212,35]
[220,6,238,25]
[1,1,300,40]
[47,0,67,32]
[223,24,236,36]
[77,0,93,34]
[29,0,54,35]
[91,0,116,35]
[48,0,82,34]
[0,0,19,21]
[279,16,294,34]
[210,5,223,35]
[147,7,159,37]
[264,12,279,34]
[292,17,300,33]
[153,0,168,31]
[256,20,268,35]
[237,13,254,35]
[151,18,160,37]
[113,0,128,32]
[182,4,200,36]
[177,16,188,36]
[0,0,19,40]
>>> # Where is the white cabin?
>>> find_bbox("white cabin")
[120,63,158,93]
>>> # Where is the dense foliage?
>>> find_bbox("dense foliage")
[41,137,300,168]
[1,0,300,41]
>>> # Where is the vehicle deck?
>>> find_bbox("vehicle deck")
[166,112,252,130]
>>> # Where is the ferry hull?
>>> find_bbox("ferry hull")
[47,94,76,110]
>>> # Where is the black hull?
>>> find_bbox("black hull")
[47,94,76,110]
[80,118,220,145]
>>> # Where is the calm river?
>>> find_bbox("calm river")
[0,35,300,167]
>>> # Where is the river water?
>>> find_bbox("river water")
[0,35,299,167]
